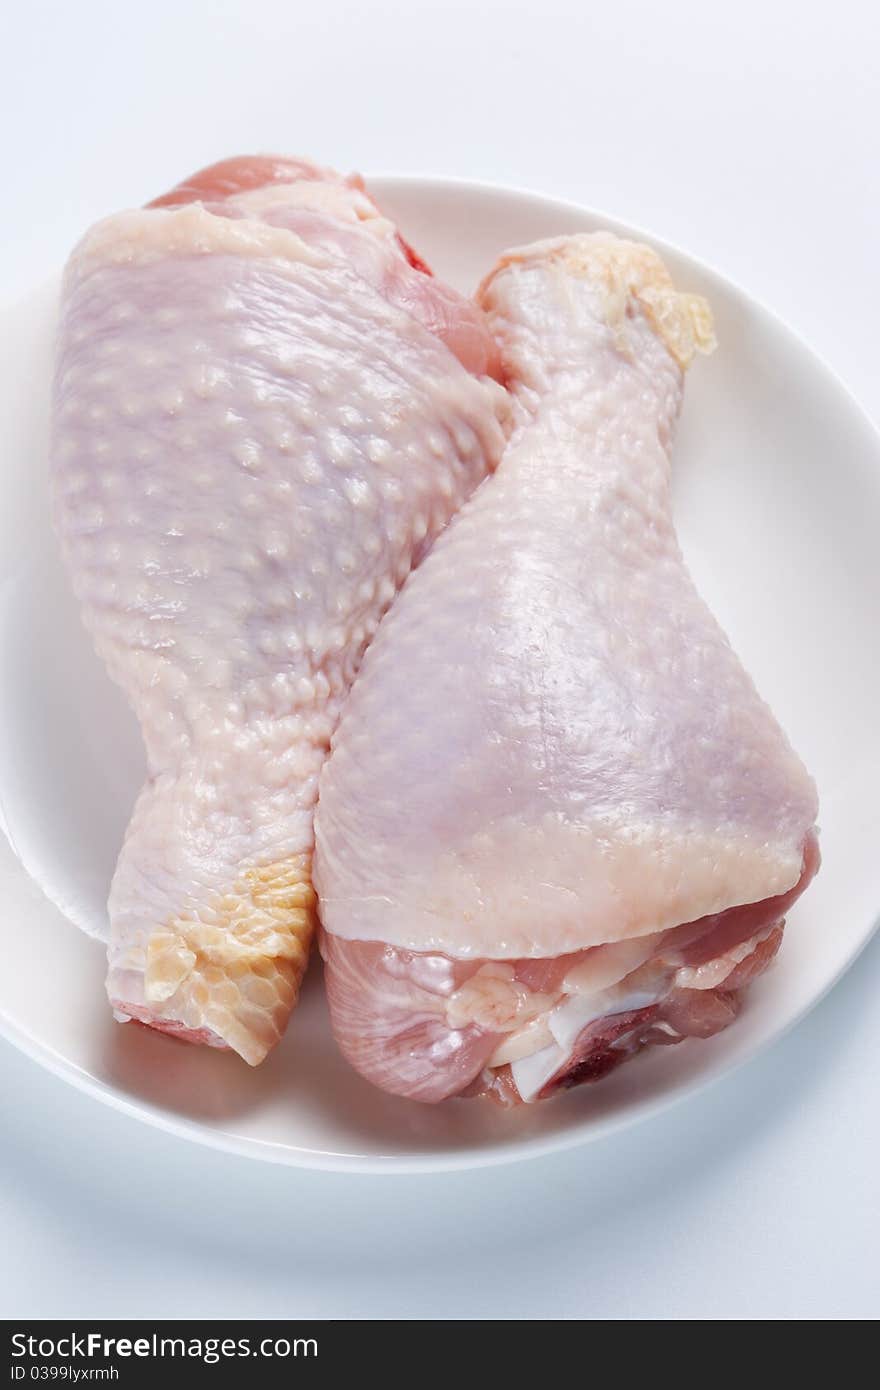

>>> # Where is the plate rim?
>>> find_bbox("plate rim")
[2,172,879,1173]
[1,916,878,1173]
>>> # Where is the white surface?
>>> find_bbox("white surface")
[1,0,878,1317]
[6,178,878,1172]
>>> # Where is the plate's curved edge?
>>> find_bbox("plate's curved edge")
[1,176,878,1173]
[2,896,877,1176]
[6,180,878,458]
[370,173,880,451]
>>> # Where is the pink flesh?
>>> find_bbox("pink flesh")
[660,833,819,966]
[473,972,755,1105]
[147,155,500,381]
[319,935,503,1104]
[322,832,818,1103]
[120,1005,229,1050]
[146,154,362,207]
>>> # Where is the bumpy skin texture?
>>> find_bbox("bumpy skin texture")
[315,232,819,1102]
[52,158,508,1064]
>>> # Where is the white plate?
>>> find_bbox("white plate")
[1,177,879,1173]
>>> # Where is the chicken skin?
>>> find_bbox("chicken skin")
[51,157,508,1063]
[315,233,818,1102]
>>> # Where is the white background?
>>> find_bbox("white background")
[2,0,878,1320]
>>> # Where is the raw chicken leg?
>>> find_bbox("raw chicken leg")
[52,157,508,1063]
[315,233,819,1103]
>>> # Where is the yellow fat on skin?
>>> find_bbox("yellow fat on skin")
[478,232,716,370]
[145,854,315,1064]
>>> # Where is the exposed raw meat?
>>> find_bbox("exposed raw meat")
[52,157,509,1063]
[152,156,501,379]
[147,155,351,209]
[315,232,819,1102]
[320,835,818,1102]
